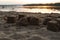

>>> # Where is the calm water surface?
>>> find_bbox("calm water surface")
[0,6,60,13]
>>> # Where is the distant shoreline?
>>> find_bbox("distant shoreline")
[23,3,60,6]
[23,6,60,9]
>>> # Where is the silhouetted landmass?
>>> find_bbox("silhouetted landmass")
[0,4,21,8]
[23,3,60,6]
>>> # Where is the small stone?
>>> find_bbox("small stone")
[6,17,16,23]
[27,17,39,25]
[47,20,60,32]
[43,17,51,25]
[17,15,26,20]
[16,17,29,26]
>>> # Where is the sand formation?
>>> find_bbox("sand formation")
[0,12,60,32]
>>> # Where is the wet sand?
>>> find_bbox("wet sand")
[0,11,60,40]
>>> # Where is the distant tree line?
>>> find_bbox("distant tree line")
[23,3,60,6]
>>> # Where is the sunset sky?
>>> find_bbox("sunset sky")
[0,0,60,5]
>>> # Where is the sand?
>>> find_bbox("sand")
[0,11,60,40]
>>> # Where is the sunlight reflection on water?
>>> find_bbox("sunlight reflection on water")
[15,8,60,13]
[0,6,60,13]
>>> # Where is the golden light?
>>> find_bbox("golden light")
[42,6,48,8]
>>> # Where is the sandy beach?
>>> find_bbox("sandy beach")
[0,11,60,40]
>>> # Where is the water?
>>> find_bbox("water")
[15,8,60,13]
[0,6,60,13]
